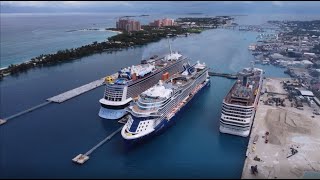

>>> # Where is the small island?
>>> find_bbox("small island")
[0,16,232,80]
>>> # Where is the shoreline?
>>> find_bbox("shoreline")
[0,16,231,80]
[105,30,123,34]
[0,29,122,70]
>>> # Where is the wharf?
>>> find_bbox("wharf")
[0,119,7,125]
[241,78,320,179]
[118,114,130,124]
[208,71,237,79]
[0,101,51,124]
[1,77,108,125]
[72,126,123,165]
[47,78,105,103]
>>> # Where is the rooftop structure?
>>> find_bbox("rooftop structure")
[116,18,141,32]
[298,89,314,97]
[149,18,175,27]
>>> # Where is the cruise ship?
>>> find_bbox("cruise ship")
[121,61,210,144]
[219,67,263,137]
[99,50,187,120]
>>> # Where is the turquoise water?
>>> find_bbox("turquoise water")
[0,13,118,68]
[0,13,292,178]
[303,171,320,179]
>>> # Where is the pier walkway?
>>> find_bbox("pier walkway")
[47,78,105,103]
[208,71,237,79]
[1,77,106,126]
[72,126,123,164]
[1,101,51,124]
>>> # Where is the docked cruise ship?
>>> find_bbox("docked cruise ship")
[99,51,187,120]
[121,61,210,143]
[219,67,263,137]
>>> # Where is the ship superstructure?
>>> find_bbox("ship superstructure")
[121,61,210,143]
[99,51,187,120]
[219,67,263,137]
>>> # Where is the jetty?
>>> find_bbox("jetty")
[0,101,51,124]
[47,78,105,103]
[72,126,123,165]
[118,114,130,124]
[208,71,237,79]
[1,77,107,125]
[0,119,7,125]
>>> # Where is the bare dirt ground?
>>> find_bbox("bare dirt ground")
[242,78,320,179]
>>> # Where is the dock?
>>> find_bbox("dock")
[72,126,123,165]
[241,78,320,179]
[1,77,107,125]
[208,71,237,79]
[118,114,130,124]
[47,78,105,103]
[0,119,7,125]
[0,101,51,124]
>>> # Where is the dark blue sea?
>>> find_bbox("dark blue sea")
[0,13,316,178]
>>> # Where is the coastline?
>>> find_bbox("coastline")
[0,16,231,80]
[105,30,123,34]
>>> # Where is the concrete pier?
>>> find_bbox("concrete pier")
[1,77,107,125]
[208,71,237,79]
[0,119,7,125]
[47,78,105,103]
[241,78,320,179]
[72,126,123,165]
[1,101,51,123]
[118,114,130,124]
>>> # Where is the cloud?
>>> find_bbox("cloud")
[241,1,254,4]
[272,1,284,6]
[1,1,132,8]
[1,1,320,14]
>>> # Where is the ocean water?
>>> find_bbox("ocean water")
[0,12,208,68]
[0,13,304,178]
[0,13,119,68]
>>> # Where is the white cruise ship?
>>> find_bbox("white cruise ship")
[99,51,187,120]
[219,67,263,137]
[121,61,210,144]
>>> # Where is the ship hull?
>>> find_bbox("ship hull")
[98,106,128,120]
[124,79,210,147]
[218,68,263,137]
[219,124,251,137]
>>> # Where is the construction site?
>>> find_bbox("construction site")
[242,77,320,179]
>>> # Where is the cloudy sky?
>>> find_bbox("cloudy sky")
[1,1,320,14]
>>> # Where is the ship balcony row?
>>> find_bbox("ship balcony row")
[220,122,251,131]
[220,118,251,128]
[126,106,162,117]
[221,114,251,124]
[99,97,132,106]
[222,102,254,111]
[221,109,253,118]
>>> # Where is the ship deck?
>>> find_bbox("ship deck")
[225,73,261,107]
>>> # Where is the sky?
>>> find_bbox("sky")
[1,1,320,14]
